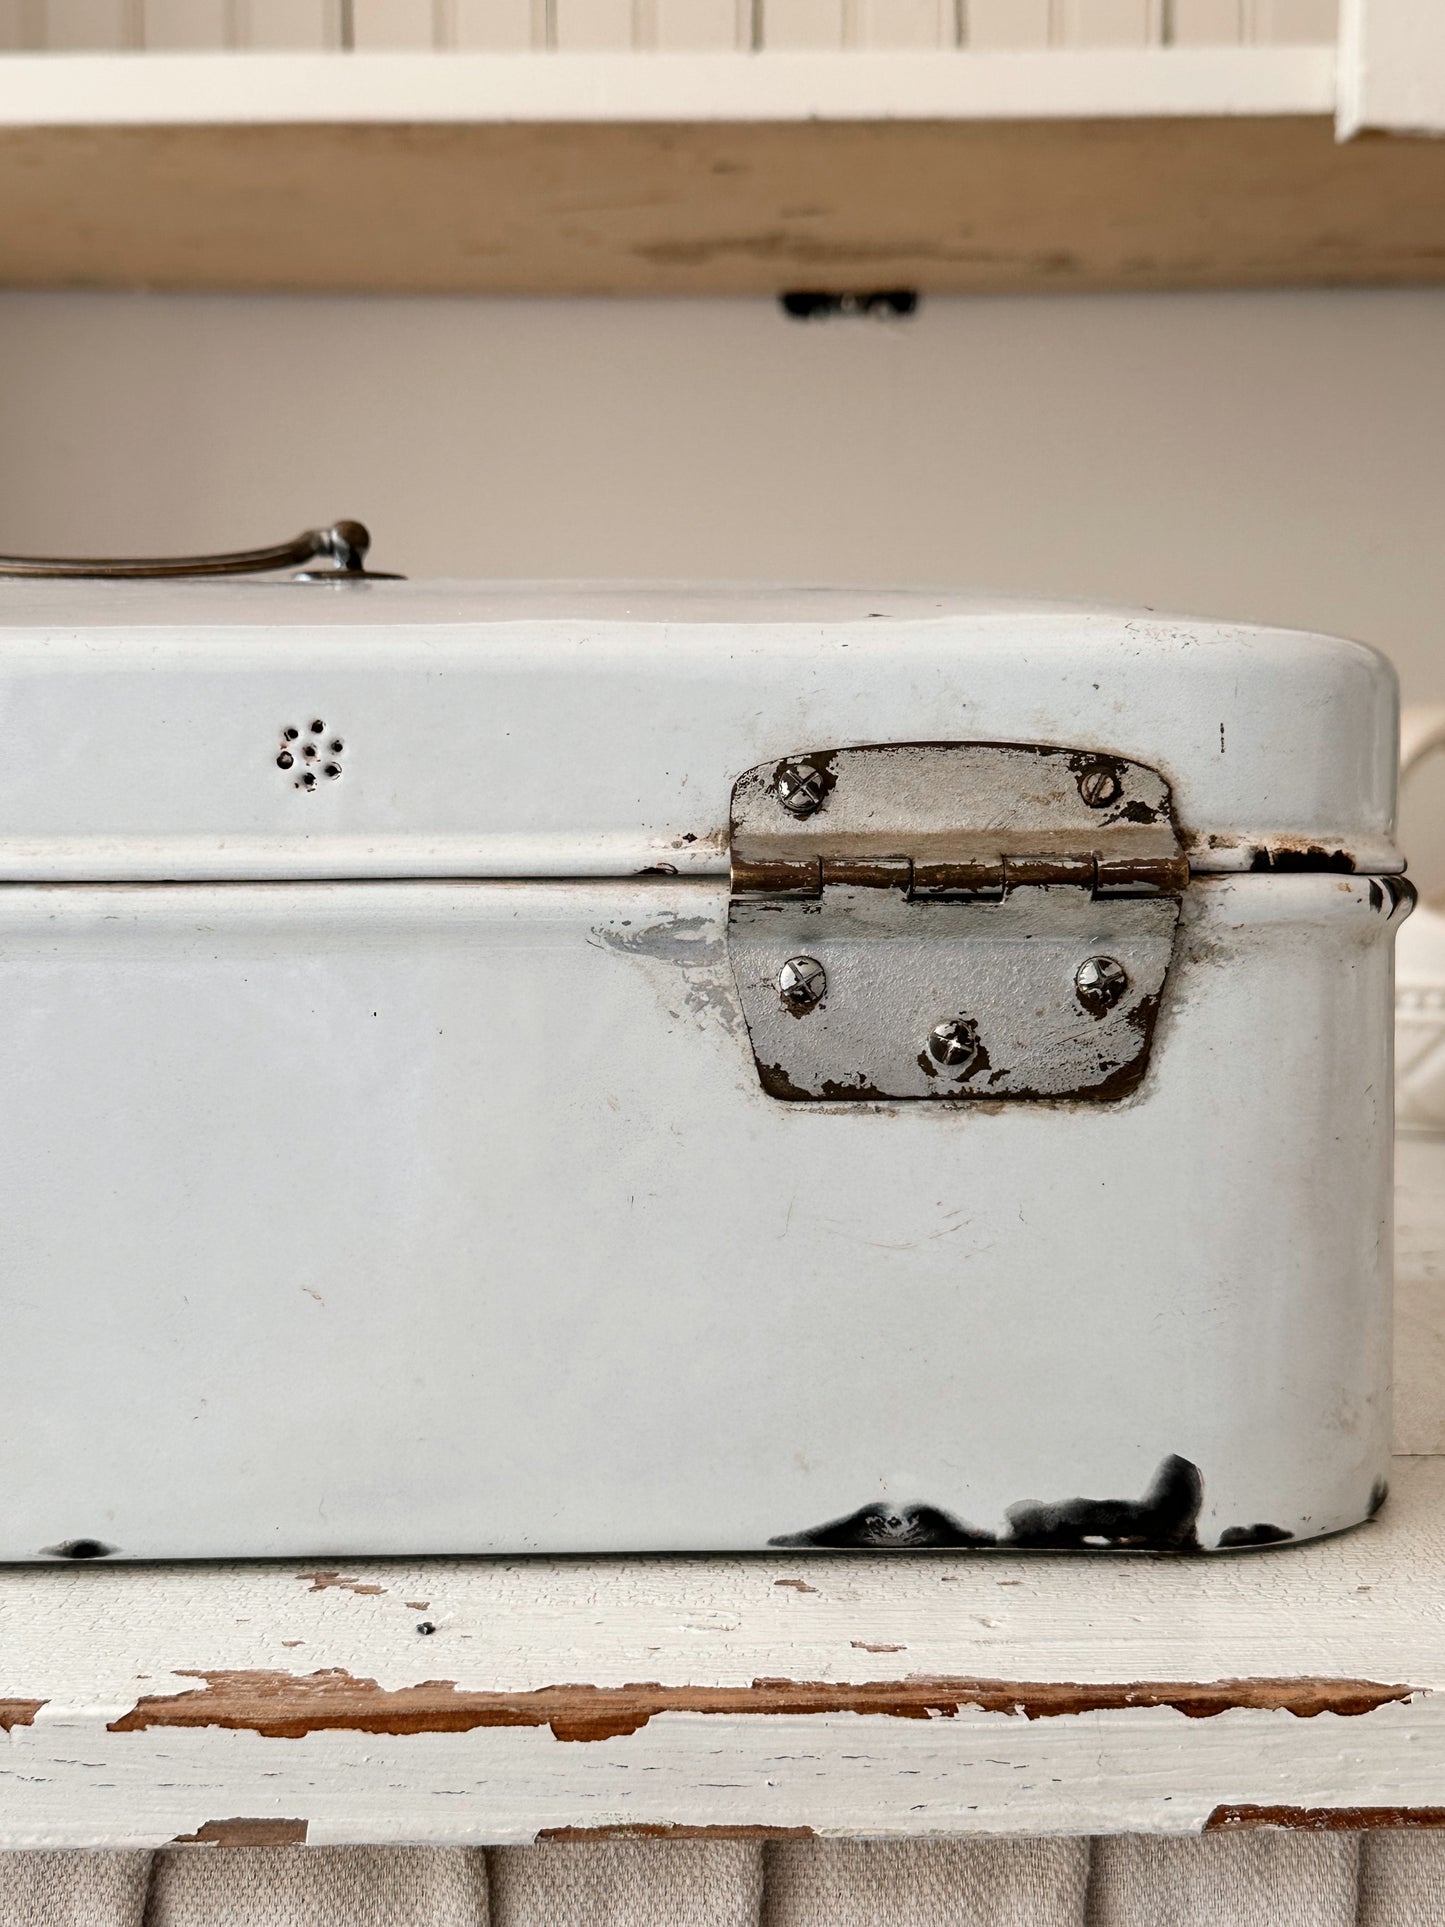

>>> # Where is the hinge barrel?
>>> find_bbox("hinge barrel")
[733,852,1190,901]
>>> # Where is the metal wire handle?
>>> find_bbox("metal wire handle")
[0,520,397,580]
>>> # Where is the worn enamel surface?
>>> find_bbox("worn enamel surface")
[0,580,1401,878]
[0,870,1401,1558]
[0,580,1412,1846]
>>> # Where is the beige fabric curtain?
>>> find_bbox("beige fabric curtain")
[0,1836,1441,1926]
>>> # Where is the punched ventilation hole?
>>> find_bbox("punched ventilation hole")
[278,719,343,790]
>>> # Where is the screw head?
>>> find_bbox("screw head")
[778,955,827,1011]
[1075,955,1129,1014]
[927,1016,981,1072]
[1077,765,1123,809]
[775,760,830,818]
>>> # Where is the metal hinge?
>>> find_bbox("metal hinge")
[726,742,1187,1104]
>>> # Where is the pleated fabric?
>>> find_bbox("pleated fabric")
[1359,1833,1445,1927]
[0,1851,153,1927]
[147,1848,492,1927]
[761,1838,1091,1927]
[4,1833,1445,1924]
[1088,1834,1361,1927]
[492,1840,762,1927]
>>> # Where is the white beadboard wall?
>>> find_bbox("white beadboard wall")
[0,0,1338,49]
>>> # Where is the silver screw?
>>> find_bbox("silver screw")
[775,760,830,817]
[1075,955,1129,1014]
[779,955,827,1011]
[927,1016,981,1071]
[1078,765,1123,809]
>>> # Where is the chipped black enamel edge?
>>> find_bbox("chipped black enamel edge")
[767,1455,1323,1553]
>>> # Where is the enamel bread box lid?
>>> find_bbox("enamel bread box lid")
[0,567,1409,1560]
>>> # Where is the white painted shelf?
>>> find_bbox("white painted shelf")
[0,45,1338,124]
[1,1138,1442,1850]
[0,1,1438,292]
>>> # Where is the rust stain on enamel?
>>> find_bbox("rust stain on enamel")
[104,1670,1414,1744]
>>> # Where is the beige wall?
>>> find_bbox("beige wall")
[1,286,1443,872]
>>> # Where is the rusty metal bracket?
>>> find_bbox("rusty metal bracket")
[726,742,1186,1103]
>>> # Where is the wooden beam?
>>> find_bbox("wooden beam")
[0,114,1442,293]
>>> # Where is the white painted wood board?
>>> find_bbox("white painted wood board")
[351,0,438,49]
[0,45,1337,123]
[40,0,137,47]
[1251,0,1336,44]
[553,0,635,47]
[3,0,1345,47]
[140,0,229,47]
[233,0,341,50]
[652,0,747,49]
[1338,0,1445,135]
[1056,0,1163,47]
[1171,0,1245,44]
[761,0,845,46]
[965,0,1050,45]
[0,1139,1440,1846]
[853,0,954,49]
[450,0,544,48]
[0,0,34,47]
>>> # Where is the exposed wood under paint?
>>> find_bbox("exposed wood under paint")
[1207,1806,1445,1831]
[170,1818,310,1847]
[0,113,1443,294]
[106,1669,1415,1742]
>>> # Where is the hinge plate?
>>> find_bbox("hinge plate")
[727,742,1186,1104]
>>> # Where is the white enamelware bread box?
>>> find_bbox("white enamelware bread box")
[0,526,1412,1561]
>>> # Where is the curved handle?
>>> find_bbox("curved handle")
[1402,705,1445,778]
[0,520,396,580]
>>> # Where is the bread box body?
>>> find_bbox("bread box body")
[0,581,1406,1559]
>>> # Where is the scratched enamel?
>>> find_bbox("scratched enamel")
[0,581,1406,1562]
[0,579,1400,879]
